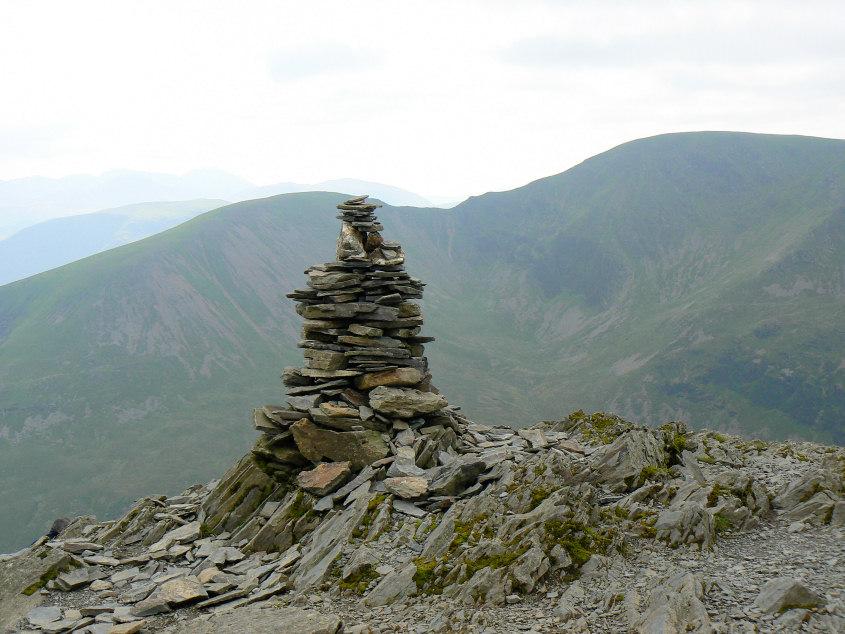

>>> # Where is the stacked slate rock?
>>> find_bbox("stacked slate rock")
[252,196,460,484]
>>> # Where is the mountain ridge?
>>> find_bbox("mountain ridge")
[1,131,844,551]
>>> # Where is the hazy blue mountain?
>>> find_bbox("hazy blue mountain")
[0,200,227,286]
[2,132,845,552]
[232,178,436,208]
[0,169,251,237]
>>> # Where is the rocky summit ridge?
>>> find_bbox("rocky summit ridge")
[2,198,845,634]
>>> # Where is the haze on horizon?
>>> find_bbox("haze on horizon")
[2,0,844,206]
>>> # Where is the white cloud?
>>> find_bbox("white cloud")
[0,0,844,203]
[268,44,382,82]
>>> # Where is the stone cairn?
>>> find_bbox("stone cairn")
[252,196,467,499]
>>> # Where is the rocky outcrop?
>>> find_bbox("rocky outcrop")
[3,415,845,632]
[4,200,845,632]
[636,571,712,633]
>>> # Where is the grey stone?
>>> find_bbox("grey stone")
[517,428,548,449]
[452,565,510,605]
[84,554,121,567]
[479,447,508,469]
[363,562,418,606]
[26,605,62,627]
[291,419,389,470]
[772,471,833,511]
[510,547,550,594]
[636,572,711,634]
[331,465,376,501]
[387,460,426,478]
[156,575,208,606]
[314,495,335,512]
[342,546,379,581]
[118,581,155,604]
[368,386,447,418]
[654,501,714,548]
[556,581,585,622]
[208,546,244,565]
[421,507,457,558]
[782,491,838,525]
[336,222,366,260]
[344,480,372,506]
[260,501,281,518]
[753,577,823,613]
[59,540,103,554]
[159,605,342,634]
[79,604,119,617]
[427,455,487,497]
[148,520,201,552]
[290,491,374,591]
[591,429,665,493]
[384,476,428,499]
[682,449,707,484]
[194,588,248,609]
[109,621,148,634]
[0,546,74,630]
[55,565,106,591]
[831,501,845,526]
[130,594,171,617]
[393,499,428,518]
[42,617,94,633]
[296,461,352,496]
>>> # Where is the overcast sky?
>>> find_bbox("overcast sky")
[1,0,844,200]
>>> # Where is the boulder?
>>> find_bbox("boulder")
[772,470,837,511]
[556,581,586,622]
[781,491,838,525]
[753,577,823,613]
[635,572,711,633]
[296,462,352,496]
[590,429,665,493]
[156,575,208,607]
[0,547,74,630]
[201,454,282,532]
[355,367,424,390]
[291,419,389,470]
[54,566,106,591]
[363,563,418,606]
[831,501,845,526]
[368,386,447,418]
[654,501,714,549]
[510,546,550,594]
[427,455,487,497]
[26,605,62,627]
[384,476,428,499]
[149,521,201,552]
[291,492,375,591]
[341,546,380,581]
[451,565,510,606]
[518,428,548,450]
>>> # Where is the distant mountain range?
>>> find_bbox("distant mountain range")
[0,168,440,239]
[1,131,844,551]
[0,200,228,286]
[0,173,441,285]
[0,169,251,237]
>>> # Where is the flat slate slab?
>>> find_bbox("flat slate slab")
[160,605,342,634]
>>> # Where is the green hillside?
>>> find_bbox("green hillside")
[2,132,845,551]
